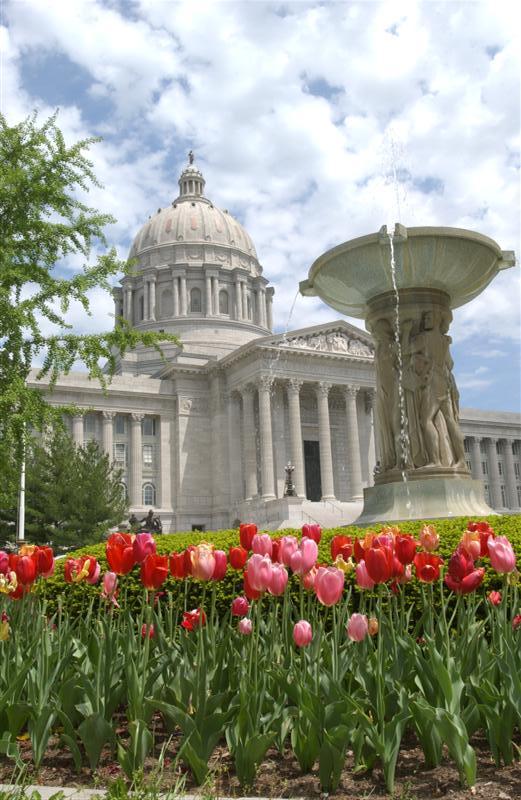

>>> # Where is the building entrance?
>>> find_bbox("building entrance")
[304,440,322,501]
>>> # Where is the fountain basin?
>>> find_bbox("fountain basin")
[300,224,515,318]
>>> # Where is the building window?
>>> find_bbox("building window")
[139,295,144,321]
[515,463,520,479]
[114,443,127,463]
[190,287,202,312]
[114,414,126,435]
[192,523,206,532]
[513,441,520,456]
[480,440,487,454]
[498,462,503,476]
[143,444,154,466]
[84,414,96,435]
[464,438,470,453]
[500,485,507,507]
[482,461,488,475]
[142,483,156,505]
[142,417,156,436]
[219,289,229,315]
[465,460,472,472]
[496,441,502,455]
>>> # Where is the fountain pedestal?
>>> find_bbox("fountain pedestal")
[301,225,516,525]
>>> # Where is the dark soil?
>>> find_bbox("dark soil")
[1,720,520,800]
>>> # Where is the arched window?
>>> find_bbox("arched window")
[139,295,144,321]
[118,482,128,501]
[219,289,229,315]
[142,483,156,506]
[190,287,202,312]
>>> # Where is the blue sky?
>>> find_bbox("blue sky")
[2,0,520,411]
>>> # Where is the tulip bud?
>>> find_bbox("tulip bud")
[487,590,502,606]
[419,524,439,552]
[238,618,253,635]
[347,613,369,642]
[231,596,249,617]
[293,620,313,647]
[487,536,516,574]
[368,617,379,636]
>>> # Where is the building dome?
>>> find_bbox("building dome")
[129,158,257,262]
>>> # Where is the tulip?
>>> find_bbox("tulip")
[278,536,299,566]
[355,559,375,590]
[446,567,485,595]
[229,546,248,570]
[290,538,318,575]
[238,618,253,635]
[314,566,344,606]
[448,547,474,581]
[374,532,395,549]
[419,524,440,552]
[181,608,206,631]
[347,613,369,642]
[231,596,249,617]
[302,524,321,544]
[252,533,273,557]
[302,566,318,590]
[106,533,136,575]
[0,571,18,595]
[267,563,288,596]
[0,611,10,642]
[101,571,118,599]
[64,556,100,584]
[271,538,281,563]
[353,531,375,562]
[330,535,352,561]
[365,545,394,583]
[239,523,257,551]
[190,544,216,581]
[212,550,228,580]
[334,555,354,574]
[243,569,262,600]
[170,551,190,579]
[246,554,272,593]
[133,533,156,564]
[512,614,521,631]
[14,554,37,586]
[140,553,169,590]
[459,530,481,561]
[141,623,155,639]
[414,552,444,583]
[0,551,9,575]
[487,536,516,573]
[368,617,379,636]
[35,546,54,578]
[488,590,502,606]
[293,620,313,647]
[467,522,495,557]
[395,535,417,565]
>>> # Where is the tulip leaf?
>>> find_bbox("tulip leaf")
[117,718,153,780]
[77,713,114,770]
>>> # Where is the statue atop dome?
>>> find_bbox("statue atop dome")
[188,150,194,165]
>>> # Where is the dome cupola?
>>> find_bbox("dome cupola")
[176,150,206,199]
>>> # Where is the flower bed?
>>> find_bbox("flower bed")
[1,517,520,796]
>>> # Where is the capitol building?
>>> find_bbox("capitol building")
[30,159,521,532]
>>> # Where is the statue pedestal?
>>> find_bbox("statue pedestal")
[354,477,496,527]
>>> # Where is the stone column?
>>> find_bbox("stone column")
[205,274,212,316]
[316,382,335,500]
[242,282,248,319]
[258,376,276,499]
[72,415,83,447]
[180,274,188,316]
[287,379,305,497]
[173,276,180,317]
[502,439,518,508]
[344,385,363,500]
[102,411,114,461]
[235,278,243,320]
[241,385,258,499]
[125,288,133,323]
[227,392,243,504]
[149,277,156,321]
[259,288,267,327]
[159,416,172,509]
[470,436,482,480]
[266,288,274,331]
[212,276,219,316]
[144,281,150,321]
[486,437,502,509]
[130,413,144,507]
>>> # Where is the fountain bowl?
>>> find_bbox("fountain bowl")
[300,224,515,318]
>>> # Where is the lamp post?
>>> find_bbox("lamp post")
[284,461,296,497]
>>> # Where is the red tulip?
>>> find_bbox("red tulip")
[347,613,369,642]
[446,567,485,595]
[243,569,262,600]
[487,536,516,573]
[0,551,9,575]
[35,546,55,577]
[395,535,417,565]
[106,533,136,575]
[239,523,257,551]
[488,590,502,606]
[271,538,281,563]
[13,554,37,586]
[467,521,495,557]
[133,533,156,564]
[212,550,227,581]
[141,623,155,639]
[331,535,353,561]
[413,552,444,583]
[231,596,249,617]
[64,556,100,584]
[229,546,248,570]
[365,546,394,583]
[140,553,169,590]
[512,614,521,631]
[181,608,206,631]
[170,551,190,579]
[314,566,344,606]
[302,524,321,544]
[293,620,313,647]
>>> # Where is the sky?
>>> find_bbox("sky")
[1,0,520,412]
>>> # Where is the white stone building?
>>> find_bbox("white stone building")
[29,161,521,532]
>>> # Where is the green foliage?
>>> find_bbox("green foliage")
[0,428,127,548]
[36,514,521,619]
[0,111,179,509]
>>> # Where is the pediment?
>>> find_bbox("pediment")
[262,320,374,358]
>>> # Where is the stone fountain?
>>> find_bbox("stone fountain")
[300,225,516,524]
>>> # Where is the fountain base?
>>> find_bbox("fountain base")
[353,477,496,527]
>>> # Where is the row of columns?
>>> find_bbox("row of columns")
[71,411,173,510]
[235,379,366,502]
[123,274,272,327]
[468,435,520,508]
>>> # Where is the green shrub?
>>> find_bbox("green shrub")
[36,515,521,619]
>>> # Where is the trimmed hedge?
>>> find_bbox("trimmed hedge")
[36,514,521,619]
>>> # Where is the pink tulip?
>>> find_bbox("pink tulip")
[487,536,516,573]
[102,571,118,597]
[267,563,288,596]
[301,524,321,544]
[238,618,253,635]
[347,613,369,642]
[231,596,250,617]
[355,559,376,590]
[301,538,318,571]
[293,620,313,647]
[314,566,344,606]
[141,623,155,639]
[374,533,394,549]
[212,550,227,580]
[191,544,216,581]
[302,566,318,591]
[246,554,273,592]
[252,533,273,557]
[279,536,299,566]
[86,562,101,585]
[133,533,156,564]
[0,551,8,575]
